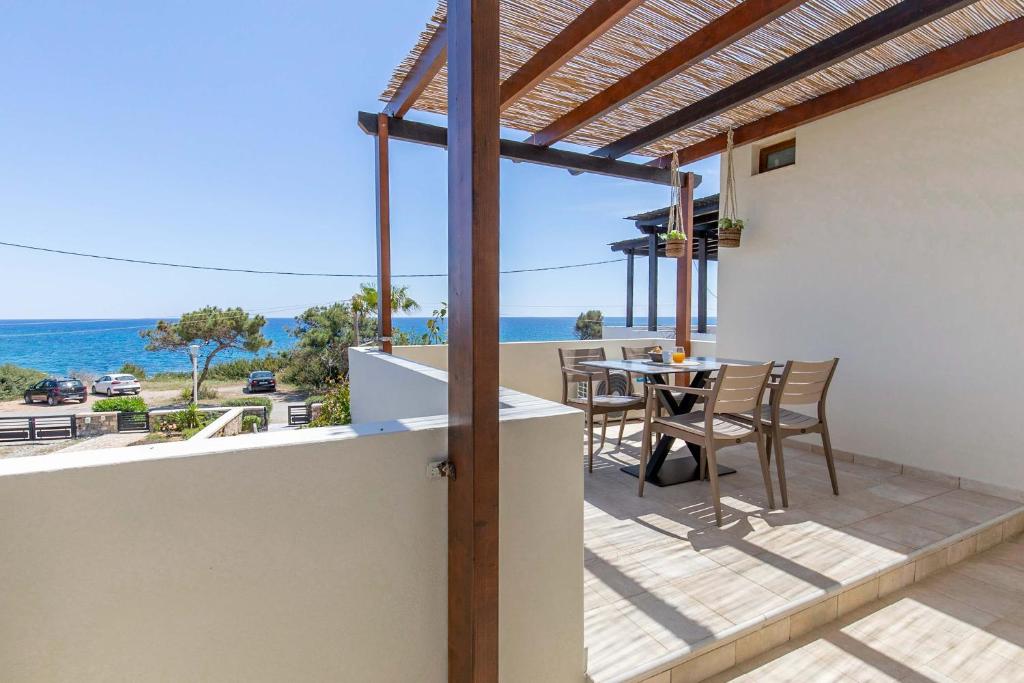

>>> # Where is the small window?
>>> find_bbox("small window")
[758,139,795,173]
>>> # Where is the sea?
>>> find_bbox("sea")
[0,317,715,374]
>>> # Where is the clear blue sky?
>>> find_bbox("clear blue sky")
[0,1,718,320]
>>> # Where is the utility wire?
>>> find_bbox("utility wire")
[0,240,625,278]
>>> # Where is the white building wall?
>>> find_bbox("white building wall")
[717,49,1024,491]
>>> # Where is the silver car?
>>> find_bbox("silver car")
[92,373,142,396]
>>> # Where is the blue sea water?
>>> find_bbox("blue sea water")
[0,316,715,374]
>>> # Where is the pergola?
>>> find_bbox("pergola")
[362,1,1024,679]
[612,193,720,332]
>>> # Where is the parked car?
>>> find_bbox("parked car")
[247,371,277,393]
[92,373,142,396]
[24,377,88,406]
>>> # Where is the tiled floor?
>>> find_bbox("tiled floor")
[709,532,1024,682]
[583,424,1022,682]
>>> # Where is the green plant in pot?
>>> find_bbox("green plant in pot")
[662,230,688,258]
[718,217,744,248]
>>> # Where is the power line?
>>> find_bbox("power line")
[0,240,625,278]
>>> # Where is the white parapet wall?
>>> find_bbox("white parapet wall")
[392,337,717,404]
[0,351,583,683]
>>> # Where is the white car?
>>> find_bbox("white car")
[92,373,142,396]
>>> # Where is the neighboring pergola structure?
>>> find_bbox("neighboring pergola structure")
[612,193,719,333]
[362,2,1024,679]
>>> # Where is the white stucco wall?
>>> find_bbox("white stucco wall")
[393,337,716,404]
[0,354,584,681]
[717,49,1024,490]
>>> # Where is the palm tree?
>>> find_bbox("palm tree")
[350,283,420,345]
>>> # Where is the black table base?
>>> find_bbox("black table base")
[620,460,736,487]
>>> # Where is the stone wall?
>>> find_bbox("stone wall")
[75,412,118,437]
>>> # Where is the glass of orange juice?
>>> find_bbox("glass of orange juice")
[671,347,686,364]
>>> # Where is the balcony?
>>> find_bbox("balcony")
[0,341,1021,682]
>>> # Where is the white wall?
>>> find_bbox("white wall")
[0,423,449,682]
[717,49,1024,490]
[394,337,716,404]
[0,353,584,681]
[349,348,449,423]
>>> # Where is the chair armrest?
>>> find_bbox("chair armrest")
[561,366,602,377]
[645,382,710,396]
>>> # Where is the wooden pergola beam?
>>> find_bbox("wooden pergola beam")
[656,16,1024,166]
[374,113,393,353]
[676,173,695,354]
[384,20,448,118]
[594,0,975,159]
[528,0,804,147]
[500,0,642,111]
[358,111,696,186]
[446,0,500,680]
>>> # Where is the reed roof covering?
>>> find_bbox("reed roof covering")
[382,0,1024,158]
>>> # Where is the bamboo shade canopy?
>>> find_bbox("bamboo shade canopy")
[382,0,1024,157]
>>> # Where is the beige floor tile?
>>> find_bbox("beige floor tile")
[947,555,1024,596]
[837,578,879,616]
[1004,511,1024,538]
[976,523,1005,552]
[640,670,671,683]
[790,597,838,639]
[617,581,733,650]
[582,427,1024,682]
[915,489,1019,524]
[867,477,954,505]
[849,512,948,550]
[670,642,735,683]
[947,535,978,565]
[733,617,791,663]
[877,563,916,597]
[585,602,669,682]
[915,548,949,580]
[734,553,834,602]
[634,541,720,583]
[674,565,789,626]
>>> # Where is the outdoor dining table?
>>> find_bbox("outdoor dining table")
[580,356,780,487]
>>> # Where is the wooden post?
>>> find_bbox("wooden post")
[375,113,393,353]
[647,232,658,332]
[625,250,634,328]
[697,237,708,334]
[675,173,695,353]
[447,1,500,681]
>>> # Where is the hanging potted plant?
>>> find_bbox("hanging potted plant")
[717,218,743,248]
[662,229,687,257]
[662,151,688,258]
[718,128,745,248]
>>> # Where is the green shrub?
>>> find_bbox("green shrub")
[179,385,218,402]
[222,396,273,416]
[0,364,46,401]
[241,415,262,433]
[203,354,289,381]
[151,371,190,382]
[118,362,147,380]
[304,395,325,406]
[181,426,205,440]
[308,382,351,427]
[92,396,148,413]
[158,404,212,433]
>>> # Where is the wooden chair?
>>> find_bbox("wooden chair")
[559,347,645,472]
[744,359,840,507]
[639,362,775,526]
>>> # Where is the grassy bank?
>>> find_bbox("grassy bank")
[0,364,46,401]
